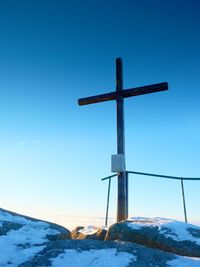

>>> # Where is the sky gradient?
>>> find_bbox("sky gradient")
[0,0,200,227]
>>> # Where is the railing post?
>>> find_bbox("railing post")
[105,178,111,227]
[102,171,200,227]
[181,178,188,223]
[126,171,129,219]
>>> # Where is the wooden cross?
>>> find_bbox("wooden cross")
[78,58,168,222]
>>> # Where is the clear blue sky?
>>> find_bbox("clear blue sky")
[0,0,200,226]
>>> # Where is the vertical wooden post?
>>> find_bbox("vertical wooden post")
[181,178,188,223]
[116,58,127,222]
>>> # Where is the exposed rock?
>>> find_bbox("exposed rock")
[71,225,107,240]
[0,221,23,235]
[105,217,200,257]
[46,222,71,241]
[71,226,85,239]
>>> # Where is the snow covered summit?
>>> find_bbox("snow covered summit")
[1,208,200,267]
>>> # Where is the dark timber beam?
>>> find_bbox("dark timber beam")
[78,82,168,106]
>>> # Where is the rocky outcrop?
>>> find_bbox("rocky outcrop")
[0,208,71,241]
[0,208,72,266]
[46,222,71,241]
[105,217,200,257]
[71,225,107,240]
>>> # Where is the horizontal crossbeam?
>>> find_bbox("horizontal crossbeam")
[78,82,168,106]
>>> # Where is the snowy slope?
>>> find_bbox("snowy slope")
[0,208,70,266]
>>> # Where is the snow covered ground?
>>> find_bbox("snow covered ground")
[50,248,136,267]
[168,256,200,267]
[48,249,200,267]
[0,209,59,266]
[1,208,200,266]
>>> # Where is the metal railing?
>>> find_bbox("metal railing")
[101,171,200,226]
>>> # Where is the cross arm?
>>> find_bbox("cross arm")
[122,82,168,99]
[78,82,168,106]
[78,91,116,106]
